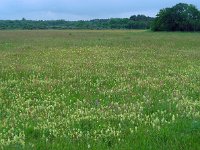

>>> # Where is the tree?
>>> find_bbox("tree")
[152,3,200,31]
[130,15,153,21]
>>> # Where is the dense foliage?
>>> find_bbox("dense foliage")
[152,3,200,31]
[0,15,153,30]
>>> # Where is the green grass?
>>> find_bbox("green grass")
[0,30,200,149]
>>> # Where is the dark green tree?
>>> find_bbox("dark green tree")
[152,3,200,31]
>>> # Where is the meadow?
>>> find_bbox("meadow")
[0,30,200,149]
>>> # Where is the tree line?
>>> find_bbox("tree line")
[1,3,199,31]
[0,15,153,30]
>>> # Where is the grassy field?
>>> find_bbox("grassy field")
[0,30,200,149]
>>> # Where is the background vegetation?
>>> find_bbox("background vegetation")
[1,3,200,31]
[152,3,200,31]
[0,15,153,30]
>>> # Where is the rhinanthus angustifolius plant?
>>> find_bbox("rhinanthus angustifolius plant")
[0,30,200,149]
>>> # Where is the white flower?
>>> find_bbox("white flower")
[172,115,175,122]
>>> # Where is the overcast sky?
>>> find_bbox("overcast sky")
[0,0,199,20]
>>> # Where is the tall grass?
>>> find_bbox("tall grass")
[0,30,200,149]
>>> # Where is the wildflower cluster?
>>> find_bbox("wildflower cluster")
[0,30,200,149]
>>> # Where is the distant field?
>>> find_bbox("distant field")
[0,30,200,149]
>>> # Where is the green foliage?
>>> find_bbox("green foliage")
[152,3,200,31]
[0,15,154,30]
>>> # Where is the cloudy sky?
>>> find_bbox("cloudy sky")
[0,0,199,20]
